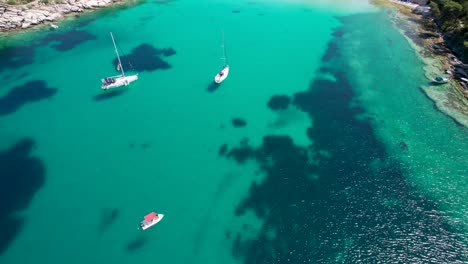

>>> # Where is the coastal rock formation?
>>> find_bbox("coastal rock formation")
[0,0,121,31]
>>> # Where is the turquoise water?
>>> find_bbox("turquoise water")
[0,0,466,263]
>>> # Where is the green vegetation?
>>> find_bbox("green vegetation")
[3,0,36,5]
[429,0,468,62]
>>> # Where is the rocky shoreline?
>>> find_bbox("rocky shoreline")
[0,0,128,32]
[376,0,468,127]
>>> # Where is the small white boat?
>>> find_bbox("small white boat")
[50,24,58,29]
[215,65,229,83]
[214,31,229,84]
[432,76,449,84]
[139,212,164,230]
[101,32,138,90]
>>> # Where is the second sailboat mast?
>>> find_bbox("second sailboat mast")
[110,32,125,77]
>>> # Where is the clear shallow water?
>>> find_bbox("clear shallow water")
[0,0,466,263]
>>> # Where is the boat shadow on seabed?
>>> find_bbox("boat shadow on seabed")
[93,89,128,101]
[125,236,148,253]
[206,81,220,93]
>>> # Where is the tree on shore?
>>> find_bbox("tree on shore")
[429,0,468,62]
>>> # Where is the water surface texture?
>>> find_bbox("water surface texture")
[0,0,466,263]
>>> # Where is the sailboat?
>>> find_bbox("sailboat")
[101,32,138,90]
[214,32,229,84]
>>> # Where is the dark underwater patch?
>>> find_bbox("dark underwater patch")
[227,138,254,164]
[267,95,291,111]
[0,80,57,116]
[141,142,152,149]
[0,44,35,72]
[3,72,29,84]
[225,16,467,263]
[40,30,96,51]
[76,17,97,28]
[232,118,247,128]
[161,47,176,56]
[0,139,46,255]
[219,144,228,156]
[115,43,175,72]
[398,141,408,151]
[321,41,338,62]
[332,29,345,38]
[232,10,241,13]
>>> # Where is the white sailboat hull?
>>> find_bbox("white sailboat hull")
[101,74,138,90]
[214,65,229,83]
[140,214,164,230]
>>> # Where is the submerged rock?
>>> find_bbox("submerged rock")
[218,144,228,156]
[227,139,254,164]
[398,141,408,151]
[232,118,247,128]
[267,95,291,111]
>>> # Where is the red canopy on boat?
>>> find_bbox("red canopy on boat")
[144,212,157,222]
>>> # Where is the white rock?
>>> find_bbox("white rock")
[10,16,24,24]
[1,14,10,21]
[37,14,46,21]
[49,13,62,20]
[36,10,51,16]
[7,8,19,13]
[57,4,72,13]
[21,22,31,28]
[25,13,36,20]
[85,0,99,8]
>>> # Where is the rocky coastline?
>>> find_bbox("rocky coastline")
[0,0,128,32]
[376,0,468,127]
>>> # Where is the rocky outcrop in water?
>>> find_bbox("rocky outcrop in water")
[0,0,122,31]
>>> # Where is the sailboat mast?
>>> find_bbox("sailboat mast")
[221,31,227,66]
[110,32,125,77]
